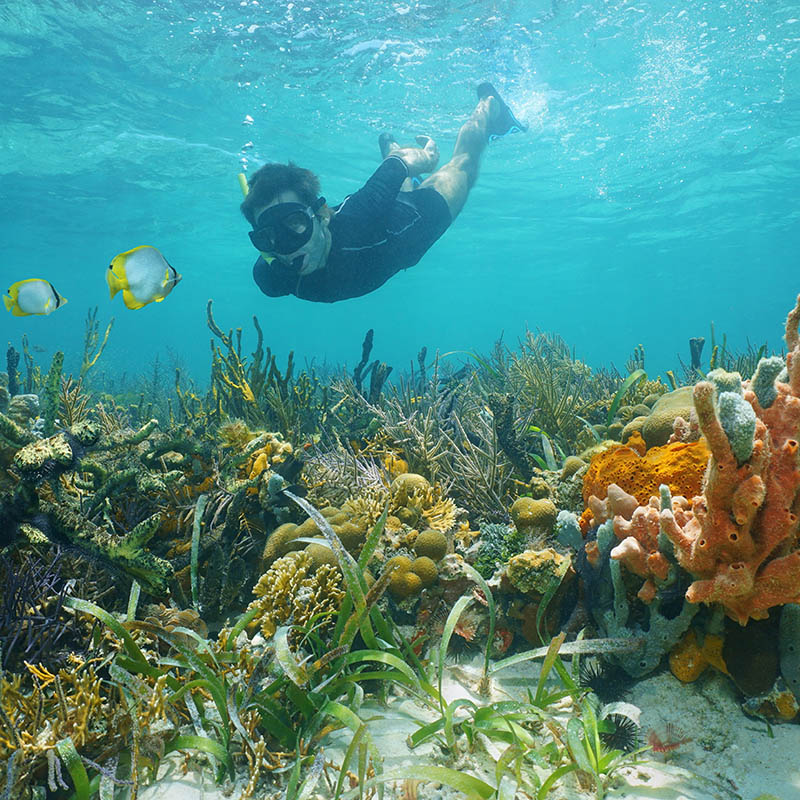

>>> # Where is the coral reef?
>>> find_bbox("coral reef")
[473,523,526,578]
[641,386,695,447]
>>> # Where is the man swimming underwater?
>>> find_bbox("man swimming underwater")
[241,83,525,303]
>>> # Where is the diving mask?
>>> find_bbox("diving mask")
[249,197,327,256]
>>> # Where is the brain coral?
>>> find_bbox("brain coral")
[641,386,694,447]
[414,529,448,561]
[583,438,710,505]
[410,556,438,587]
[389,570,423,599]
[510,497,557,533]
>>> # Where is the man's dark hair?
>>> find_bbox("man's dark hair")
[240,162,321,225]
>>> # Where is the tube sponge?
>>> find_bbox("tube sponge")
[717,391,756,464]
[750,356,785,409]
[707,368,744,396]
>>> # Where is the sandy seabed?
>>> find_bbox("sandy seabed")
[137,658,800,800]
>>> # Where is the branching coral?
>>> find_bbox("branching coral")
[248,551,344,640]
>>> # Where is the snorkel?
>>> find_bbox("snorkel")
[239,172,274,264]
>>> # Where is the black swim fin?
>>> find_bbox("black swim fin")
[476,82,527,141]
[379,132,397,159]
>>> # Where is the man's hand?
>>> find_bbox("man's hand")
[390,135,440,177]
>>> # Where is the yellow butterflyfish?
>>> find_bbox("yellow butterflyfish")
[107,245,181,310]
[3,279,67,316]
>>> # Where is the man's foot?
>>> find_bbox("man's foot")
[476,82,527,141]
[379,133,437,188]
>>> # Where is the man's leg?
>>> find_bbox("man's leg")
[417,96,498,220]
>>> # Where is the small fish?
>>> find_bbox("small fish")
[107,245,181,310]
[3,279,67,316]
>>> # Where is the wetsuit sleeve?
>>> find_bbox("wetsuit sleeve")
[344,155,409,218]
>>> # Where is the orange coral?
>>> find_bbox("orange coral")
[583,438,709,506]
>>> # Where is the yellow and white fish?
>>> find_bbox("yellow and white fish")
[107,245,182,310]
[3,279,67,316]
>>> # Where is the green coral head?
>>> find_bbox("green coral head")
[717,390,756,464]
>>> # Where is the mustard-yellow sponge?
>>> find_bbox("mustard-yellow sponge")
[410,556,438,588]
[414,528,448,561]
[582,438,709,506]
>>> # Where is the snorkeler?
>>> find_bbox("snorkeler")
[241,82,526,303]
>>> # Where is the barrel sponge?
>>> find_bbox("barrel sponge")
[389,569,423,599]
[390,472,430,504]
[410,556,438,588]
[510,497,557,532]
[583,438,709,506]
[414,528,448,561]
[641,386,694,448]
[261,522,301,567]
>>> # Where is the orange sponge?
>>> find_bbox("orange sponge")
[583,438,709,506]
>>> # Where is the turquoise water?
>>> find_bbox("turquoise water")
[1,0,798,383]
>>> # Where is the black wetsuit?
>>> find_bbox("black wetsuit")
[252,156,452,303]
